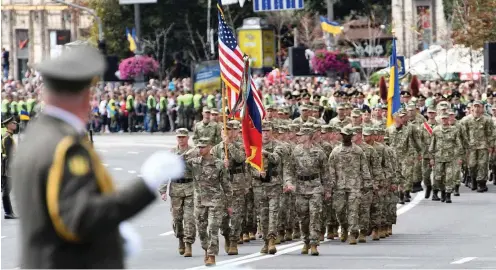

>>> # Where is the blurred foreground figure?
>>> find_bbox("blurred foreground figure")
[12,46,184,269]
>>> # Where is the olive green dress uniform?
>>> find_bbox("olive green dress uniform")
[1,117,17,219]
[11,46,158,269]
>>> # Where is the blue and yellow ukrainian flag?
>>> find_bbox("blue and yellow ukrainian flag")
[126,28,137,52]
[386,38,401,127]
[20,110,30,121]
[320,16,342,35]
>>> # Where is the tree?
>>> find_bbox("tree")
[451,0,496,49]
[264,11,300,67]
[141,24,175,81]
[296,13,323,49]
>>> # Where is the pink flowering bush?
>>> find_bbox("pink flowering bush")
[118,56,159,80]
[311,50,351,75]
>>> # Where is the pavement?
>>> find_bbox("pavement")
[2,134,496,269]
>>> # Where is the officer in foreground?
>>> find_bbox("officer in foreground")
[11,46,184,268]
[1,117,18,219]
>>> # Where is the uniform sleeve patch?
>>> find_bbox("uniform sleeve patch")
[68,155,90,176]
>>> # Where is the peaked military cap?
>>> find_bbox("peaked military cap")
[36,46,106,93]
[175,128,189,137]
[1,116,17,127]
[400,91,411,97]
[197,137,212,147]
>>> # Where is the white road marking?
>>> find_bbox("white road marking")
[102,163,109,167]
[127,151,139,154]
[186,192,426,269]
[159,231,174,236]
[1,236,6,239]
[114,168,123,171]
[128,170,137,174]
[96,149,108,153]
[451,257,477,264]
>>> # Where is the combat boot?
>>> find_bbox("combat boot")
[399,192,405,204]
[482,181,488,192]
[432,190,440,201]
[454,185,460,196]
[249,232,256,240]
[425,186,432,199]
[358,231,367,243]
[285,229,293,241]
[340,230,348,242]
[238,235,243,244]
[224,236,230,253]
[371,229,380,241]
[471,177,477,190]
[445,192,452,203]
[441,190,446,202]
[243,233,250,242]
[279,230,286,243]
[348,233,357,245]
[184,243,192,257]
[268,238,277,254]
[205,255,216,266]
[301,243,310,254]
[178,239,186,255]
[412,181,423,193]
[310,244,319,256]
[228,241,238,255]
[260,240,269,254]
[404,191,411,202]
[379,227,386,238]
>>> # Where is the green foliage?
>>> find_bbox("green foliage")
[368,71,384,86]
[304,0,391,22]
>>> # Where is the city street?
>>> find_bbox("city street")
[2,134,496,269]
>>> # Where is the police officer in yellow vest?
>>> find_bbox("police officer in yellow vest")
[1,93,11,120]
[10,95,19,122]
[1,117,18,219]
[193,91,203,122]
[27,93,37,118]
[126,90,135,132]
[159,91,169,132]
[147,90,157,133]
[183,90,194,131]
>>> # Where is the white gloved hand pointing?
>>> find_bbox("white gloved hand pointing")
[140,151,185,192]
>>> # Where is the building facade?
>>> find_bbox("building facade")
[391,0,448,58]
[1,0,93,80]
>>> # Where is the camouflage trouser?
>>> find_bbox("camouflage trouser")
[333,190,360,233]
[358,189,373,232]
[400,156,416,191]
[221,190,246,241]
[295,193,323,245]
[422,158,433,188]
[387,192,398,225]
[195,204,223,256]
[434,161,457,193]
[253,185,280,240]
[278,191,292,231]
[243,188,257,234]
[170,195,196,244]
[292,191,300,234]
[321,195,338,234]
[468,149,489,182]
[413,158,422,183]
[370,190,385,229]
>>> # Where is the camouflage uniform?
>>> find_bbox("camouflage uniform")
[284,128,330,247]
[211,129,247,247]
[186,138,232,256]
[292,105,318,126]
[459,103,495,191]
[429,115,464,199]
[407,104,426,189]
[329,127,372,242]
[420,115,437,190]
[276,127,293,241]
[192,117,220,145]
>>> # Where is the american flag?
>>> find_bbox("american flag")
[217,3,265,119]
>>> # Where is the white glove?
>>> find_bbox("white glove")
[119,222,142,258]
[140,151,185,192]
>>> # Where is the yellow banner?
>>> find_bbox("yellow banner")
[262,30,276,67]
[238,30,263,69]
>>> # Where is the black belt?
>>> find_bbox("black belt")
[230,167,244,174]
[176,178,193,184]
[298,174,319,181]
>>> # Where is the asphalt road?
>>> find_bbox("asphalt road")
[2,134,496,269]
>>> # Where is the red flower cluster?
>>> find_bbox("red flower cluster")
[118,56,159,80]
[311,50,351,74]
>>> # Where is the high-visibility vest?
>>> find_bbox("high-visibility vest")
[126,95,134,112]
[207,95,215,108]
[159,97,167,112]
[193,94,202,109]
[147,95,156,109]
[17,100,26,113]
[108,98,116,117]
[1,100,9,113]
[183,93,193,106]
[27,98,36,113]
[10,101,18,114]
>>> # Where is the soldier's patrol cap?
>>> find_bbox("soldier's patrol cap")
[210,109,219,114]
[427,106,437,113]
[406,103,416,111]
[302,122,315,129]
[321,125,332,133]
[197,137,212,147]
[440,112,450,119]
[351,109,362,117]
[1,116,17,127]
[266,105,276,111]
[396,108,407,117]
[288,124,300,132]
[278,126,289,134]
[296,128,313,136]
[225,121,235,130]
[202,107,211,113]
[175,128,189,137]
[344,103,353,109]
[340,126,355,136]
[374,127,386,135]
[472,100,483,106]
[336,103,346,110]
[363,127,374,136]
[311,106,319,112]
[437,101,450,108]
[300,105,309,111]
[313,124,322,130]
[36,46,106,93]
[262,121,272,131]
[466,103,472,108]
[229,120,240,129]
[330,125,341,132]
[352,125,363,133]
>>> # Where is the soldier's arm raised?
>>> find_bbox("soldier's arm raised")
[45,138,157,243]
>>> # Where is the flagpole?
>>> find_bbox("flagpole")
[221,80,229,160]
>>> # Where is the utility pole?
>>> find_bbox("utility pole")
[326,0,334,51]
[133,3,145,89]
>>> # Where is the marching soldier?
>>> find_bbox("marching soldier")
[192,107,220,145]
[292,105,318,125]
[11,46,184,268]
[159,128,196,257]
[1,117,18,219]
[421,106,438,199]
[329,104,351,128]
